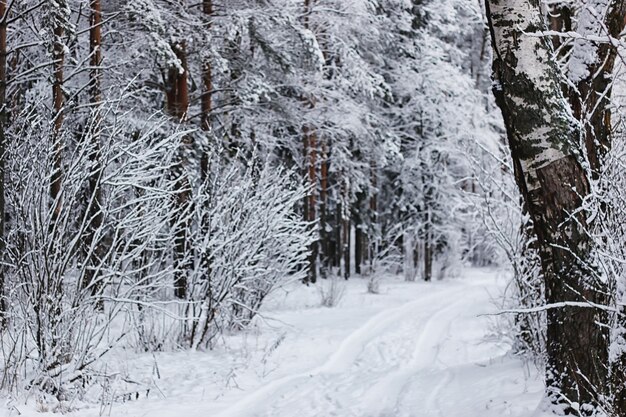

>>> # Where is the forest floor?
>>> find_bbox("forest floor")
[4,269,546,417]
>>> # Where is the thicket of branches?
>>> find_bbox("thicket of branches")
[0,0,514,405]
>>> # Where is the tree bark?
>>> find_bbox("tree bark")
[567,0,626,177]
[355,217,363,275]
[422,169,434,282]
[369,161,378,269]
[319,140,329,276]
[547,2,573,53]
[50,9,66,224]
[486,0,608,412]
[83,0,104,300]
[200,0,213,180]
[0,0,7,321]
[301,0,319,283]
[167,41,191,299]
[423,219,432,282]
[166,42,189,121]
[303,125,318,283]
[342,177,350,280]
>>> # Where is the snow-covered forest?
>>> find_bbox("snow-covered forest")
[0,0,625,415]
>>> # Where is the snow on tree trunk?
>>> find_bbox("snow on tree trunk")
[567,0,626,177]
[82,0,105,300]
[0,0,7,321]
[303,124,318,283]
[485,0,608,412]
[167,40,191,300]
[200,0,213,180]
[50,1,69,224]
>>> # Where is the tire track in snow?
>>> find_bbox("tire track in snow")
[215,286,464,417]
[424,369,454,417]
[358,294,469,417]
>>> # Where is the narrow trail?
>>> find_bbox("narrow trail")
[215,276,527,417]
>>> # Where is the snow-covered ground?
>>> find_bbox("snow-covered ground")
[3,269,545,417]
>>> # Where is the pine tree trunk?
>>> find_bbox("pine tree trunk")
[486,0,609,411]
[343,216,350,280]
[0,0,7,321]
[422,168,434,282]
[355,221,362,275]
[369,161,377,269]
[200,0,213,180]
[319,141,329,277]
[423,219,432,282]
[194,0,213,313]
[51,14,65,223]
[301,0,319,283]
[83,0,104,301]
[334,202,341,268]
[342,178,350,280]
[303,126,318,283]
[547,3,572,53]
[200,58,211,170]
[413,240,420,280]
[167,41,191,299]
[167,43,189,121]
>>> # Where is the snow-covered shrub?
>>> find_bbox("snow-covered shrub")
[0,104,180,396]
[318,276,346,307]
[594,114,626,401]
[464,108,545,359]
[473,162,546,358]
[366,275,381,294]
[178,156,313,349]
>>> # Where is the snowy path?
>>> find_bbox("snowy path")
[212,274,541,417]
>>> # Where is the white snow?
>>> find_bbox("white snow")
[1,269,545,417]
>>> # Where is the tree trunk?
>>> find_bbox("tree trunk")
[566,2,626,413]
[0,0,7,321]
[200,0,213,180]
[355,221,362,275]
[413,239,421,280]
[547,3,573,54]
[343,216,350,280]
[486,0,609,412]
[567,1,626,178]
[303,126,318,283]
[423,219,432,282]
[422,168,434,282]
[369,161,378,270]
[301,0,319,283]
[172,175,191,300]
[51,12,65,224]
[166,42,189,121]
[167,41,191,299]
[342,177,350,280]
[334,202,341,268]
[318,140,331,277]
[83,0,104,301]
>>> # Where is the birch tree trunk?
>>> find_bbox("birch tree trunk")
[485,0,608,412]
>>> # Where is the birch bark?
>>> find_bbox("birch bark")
[486,0,609,412]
